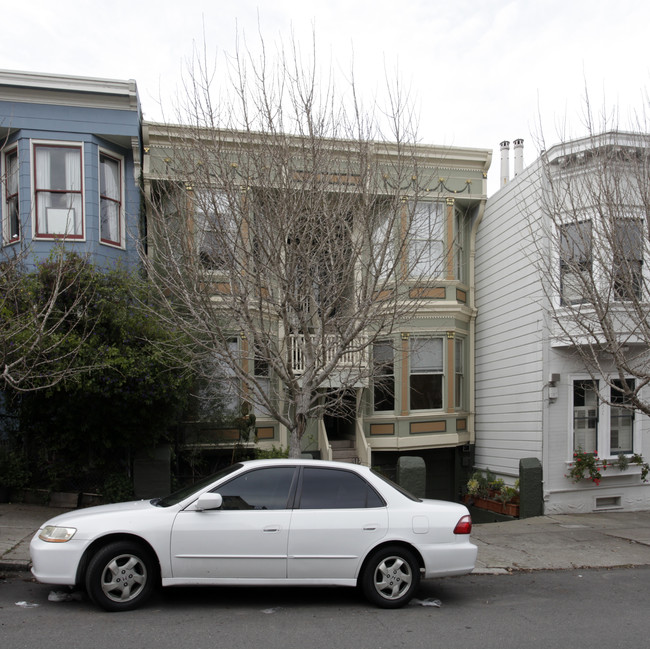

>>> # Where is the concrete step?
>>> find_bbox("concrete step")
[331,448,359,463]
[330,439,355,449]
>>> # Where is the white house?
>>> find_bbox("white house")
[475,135,650,514]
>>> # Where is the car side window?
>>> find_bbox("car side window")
[212,467,296,510]
[298,467,385,509]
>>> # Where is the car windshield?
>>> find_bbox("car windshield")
[154,464,243,507]
[371,469,421,502]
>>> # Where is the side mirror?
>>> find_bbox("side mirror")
[195,492,223,511]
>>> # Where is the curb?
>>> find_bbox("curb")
[0,559,31,572]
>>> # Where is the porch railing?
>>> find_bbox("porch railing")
[289,334,365,375]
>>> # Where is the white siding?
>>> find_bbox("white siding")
[475,162,545,477]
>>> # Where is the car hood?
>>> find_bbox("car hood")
[37,499,160,529]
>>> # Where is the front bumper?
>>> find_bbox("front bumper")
[29,533,88,586]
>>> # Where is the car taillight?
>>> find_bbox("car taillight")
[453,515,472,535]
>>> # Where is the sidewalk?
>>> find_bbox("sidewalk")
[2,502,650,573]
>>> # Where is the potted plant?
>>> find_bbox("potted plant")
[464,470,519,517]
[567,449,649,484]
[567,448,602,485]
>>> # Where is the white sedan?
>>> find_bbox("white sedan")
[30,459,477,611]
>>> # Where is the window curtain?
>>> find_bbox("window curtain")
[410,202,444,277]
[411,337,443,373]
[35,147,52,233]
[64,149,82,235]
[101,156,120,242]
[6,151,19,239]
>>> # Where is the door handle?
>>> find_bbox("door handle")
[263,526,280,533]
[363,525,378,531]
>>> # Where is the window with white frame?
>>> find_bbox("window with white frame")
[373,341,395,412]
[572,377,637,457]
[610,379,634,455]
[99,152,123,246]
[3,148,19,243]
[409,337,443,410]
[34,143,83,238]
[559,220,592,305]
[455,337,464,410]
[409,202,445,278]
[220,338,241,415]
[253,348,272,416]
[371,210,396,281]
[573,379,598,452]
[612,218,643,301]
[195,191,235,270]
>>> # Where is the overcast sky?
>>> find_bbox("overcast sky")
[3,0,649,194]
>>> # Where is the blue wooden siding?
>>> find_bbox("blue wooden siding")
[1,100,141,269]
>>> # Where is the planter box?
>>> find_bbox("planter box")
[21,488,50,505]
[80,493,103,508]
[50,492,80,508]
[464,495,519,518]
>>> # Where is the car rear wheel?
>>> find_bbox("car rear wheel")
[361,546,420,608]
[85,541,156,612]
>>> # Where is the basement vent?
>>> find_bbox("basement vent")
[595,496,622,509]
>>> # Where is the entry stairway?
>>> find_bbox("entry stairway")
[330,439,359,464]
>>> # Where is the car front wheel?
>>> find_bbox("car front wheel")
[85,541,156,612]
[361,545,420,608]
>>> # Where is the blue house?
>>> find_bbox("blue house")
[0,70,142,268]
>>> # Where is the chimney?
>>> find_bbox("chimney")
[500,141,510,186]
[514,138,524,176]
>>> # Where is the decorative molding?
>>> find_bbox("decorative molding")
[410,421,446,434]
[256,427,275,439]
[370,423,395,436]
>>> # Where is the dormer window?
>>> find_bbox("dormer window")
[34,143,83,238]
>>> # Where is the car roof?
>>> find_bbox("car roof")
[238,458,371,472]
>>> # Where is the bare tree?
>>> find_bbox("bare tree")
[534,120,650,417]
[143,36,460,457]
[0,246,100,392]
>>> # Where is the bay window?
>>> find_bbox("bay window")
[34,143,83,238]
[455,338,464,410]
[559,220,592,305]
[410,337,443,410]
[100,152,122,246]
[612,219,643,301]
[454,210,465,284]
[253,350,272,416]
[195,191,235,270]
[373,341,395,412]
[409,202,445,278]
[3,148,19,242]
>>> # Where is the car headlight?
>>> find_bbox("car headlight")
[38,526,77,543]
